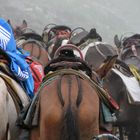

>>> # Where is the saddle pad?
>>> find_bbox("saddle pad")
[0,72,30,107]
[112,68,140,104]
[74,41,102,59]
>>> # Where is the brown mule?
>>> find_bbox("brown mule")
[30,72,100,140]
[17,40,50,67]
[7,19,50,67]
[27,46,116,140]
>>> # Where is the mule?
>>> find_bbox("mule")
[17,38,50,67]
[42,25,72,58]
[83,41,140,140]
[0,52,30,140]
[7,19,50,67]
[19,44,117,140]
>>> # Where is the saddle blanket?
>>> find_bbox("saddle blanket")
[74,41,108,60]
[112,68,140,104]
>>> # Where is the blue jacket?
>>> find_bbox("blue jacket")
[0,18,34,98]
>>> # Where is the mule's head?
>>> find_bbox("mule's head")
[14,20,28,38]
[7,19,28,39]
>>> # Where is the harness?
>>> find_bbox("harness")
[43,69,114,108]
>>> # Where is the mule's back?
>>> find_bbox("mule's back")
[17,36,49,67]
[30,69,100,140]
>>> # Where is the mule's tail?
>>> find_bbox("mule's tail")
[61,104,79,140]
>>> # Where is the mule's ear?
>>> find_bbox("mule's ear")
[96,55,118,79]
[7,19,12,25]
[22,20,27,28]
[7,19,14,30]
[114,35,121,48]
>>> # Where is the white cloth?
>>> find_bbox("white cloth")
[112,68,140,104]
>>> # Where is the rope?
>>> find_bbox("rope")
[43,69,114,111]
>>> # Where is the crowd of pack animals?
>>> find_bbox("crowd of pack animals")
[0,19,140,140]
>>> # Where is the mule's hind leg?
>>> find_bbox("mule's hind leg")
[78,84,100,140]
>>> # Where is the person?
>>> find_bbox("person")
[0,18,34,98]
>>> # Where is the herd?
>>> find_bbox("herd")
[0,19,140,140]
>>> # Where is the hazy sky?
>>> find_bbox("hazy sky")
[0,0,140,44]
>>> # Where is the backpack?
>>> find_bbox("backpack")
[26,57,44,93]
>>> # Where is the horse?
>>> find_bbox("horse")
[7,19,50,67]
[114,33,140,70]
[42,24,72,58]
[7,20,51,94]
[0,49,30,140]
[82,40,140,140]
[16,36,50,68]
[18,44,117,140]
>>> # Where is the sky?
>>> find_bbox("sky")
[0,0,140,44]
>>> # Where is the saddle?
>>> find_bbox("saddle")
[114,59,133,77]
[44,49,92,78]
[70,28,102,46]
[122,34,140,48]
[70,30,89,45]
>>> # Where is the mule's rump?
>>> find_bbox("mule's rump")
[30,72,100,140]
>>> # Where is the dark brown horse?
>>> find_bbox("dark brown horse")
[26,45,116,140]
[84,41,140,140]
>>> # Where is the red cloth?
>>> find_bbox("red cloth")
[26,57,44,93]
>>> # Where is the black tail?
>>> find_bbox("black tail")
[61,104,79,140]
